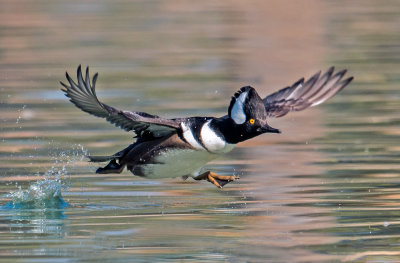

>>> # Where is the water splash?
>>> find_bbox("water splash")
[7,179,69,209]
[15,105,27,129]
[5,144,88,210]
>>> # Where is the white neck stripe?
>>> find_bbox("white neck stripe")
[181,122,203,150]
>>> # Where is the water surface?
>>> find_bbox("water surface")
[1,0,400,262]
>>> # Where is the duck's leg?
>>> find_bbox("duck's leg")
[194,171,239,188]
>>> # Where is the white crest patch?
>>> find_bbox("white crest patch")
[200,120,235,153]
[181,122,203,150]
[231,91,248,124]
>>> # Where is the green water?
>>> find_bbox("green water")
[1,0,400,262]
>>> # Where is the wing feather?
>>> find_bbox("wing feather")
[263,67,353,118]
[61,65,180,138]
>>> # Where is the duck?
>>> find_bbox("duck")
[61,65,353,188]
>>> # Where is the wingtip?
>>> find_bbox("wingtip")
[342,76,354,85]
[92,72,99,88]
[77,64,82,77]
[65,71,73,83]
[336,68,347,77]
[292,77,305,88]
[60,81,68,90]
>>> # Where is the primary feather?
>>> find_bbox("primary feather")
[263,67,353,118]
[60,65,181,139]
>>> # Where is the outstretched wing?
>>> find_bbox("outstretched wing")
[263,67,353,118]
[60,65,181,138]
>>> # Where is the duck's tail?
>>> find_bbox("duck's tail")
[86,142,136,163]
[86,143,137,174]
[87,155,117,162]
[86,153,125,174]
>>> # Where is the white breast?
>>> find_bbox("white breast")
[139,120,235,179]
[200,120,235,153]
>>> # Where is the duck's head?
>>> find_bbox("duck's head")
[227,86,280,142]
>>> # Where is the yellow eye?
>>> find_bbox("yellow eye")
[249,119,255,124]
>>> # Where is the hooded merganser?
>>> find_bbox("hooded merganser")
[61,65,353,188]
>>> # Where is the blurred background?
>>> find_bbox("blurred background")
[1,0,400,262]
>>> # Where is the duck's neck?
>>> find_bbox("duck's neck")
[210,117,249,144]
